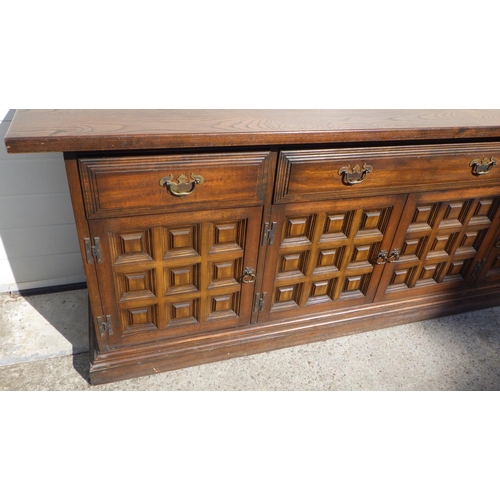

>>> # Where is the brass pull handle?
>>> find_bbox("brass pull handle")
[338,163,373,185]
[376,250,388,265]
[242,267,257,284]
[159,173,204,197]
[387,248,400,262]
[376,249,400,265]
[470,157,497,176]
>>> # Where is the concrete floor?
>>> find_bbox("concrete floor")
[1,288,499,390]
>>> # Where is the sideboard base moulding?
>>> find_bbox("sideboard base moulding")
[5,110,500,385]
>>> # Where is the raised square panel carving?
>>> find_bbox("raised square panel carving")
[442,259,468,283]
[361,210,382,230]
[130,308,149,325]
[419,264,438,282]
[212,295,232,312]
[427,234,452,260]
[356,208,388,239]
[432,235,449,252]
[318,249,337,267]
[391,269,410,286]
[403,236,429,260]
[272,284,302,311]
[475,198,494,217]
[439,201,466,229]
[351,245,371,263]
[287,217,308,238]
[455,231,480,259]
[116,269,156,302]
[447,260,465,276]
[277,252,308,279]
[340,274,369,299]
[413,205,433,224]
[167,299,199,327]
[320,212,352,241]
[344,275,362,292]
[282,216,313,246]
[460,232,478,248]
[121,305,158,335]
[401,238,420,257]
[165,265,199,295]
[207,293,239,321]
[281,254,301,272]
[214,261,235,280]
[314,248,341,274]
[163,225,200,259]
[325,214,346,234]
[215,223,237,244]
[113,230,153,265]
[208,259,241,289]
[444,202,465,220]
[276,285,295,302]
[210,220,245,253]
[346,244,376,273]
[306,279,334,305]
[408,204,437,233]
[311,280,329,296]
[470,198,497,226]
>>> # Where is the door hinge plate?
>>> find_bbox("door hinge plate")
[472,259,486,276]
[254,292,267,312]
[261,222,277,246]
[84,237,102,264]
[96,315,113,336]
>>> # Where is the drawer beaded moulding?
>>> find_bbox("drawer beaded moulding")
[5,109,500,384]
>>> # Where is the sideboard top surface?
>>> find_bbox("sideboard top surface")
[5,109,500,154]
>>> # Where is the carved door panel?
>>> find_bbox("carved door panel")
[474,229,500,285]
[375,187,500,301]
[89,206,263,347]
[259,194,407,322]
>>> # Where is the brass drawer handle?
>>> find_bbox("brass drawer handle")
[159,173,204,197]
[338,163,373,185]
[242,267,257,284]
[470,157,497,176]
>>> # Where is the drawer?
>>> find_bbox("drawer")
[274,143,500,204]
[79,151,274,218]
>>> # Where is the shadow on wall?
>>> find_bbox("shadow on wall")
[0,110,89,376]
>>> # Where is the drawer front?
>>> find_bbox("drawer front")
[275,143,500,204]
[79,151,274,218]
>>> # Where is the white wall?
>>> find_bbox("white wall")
[0,110,86,292]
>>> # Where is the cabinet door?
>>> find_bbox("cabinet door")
[259,194,407,322]
[472,227,500,285]
[88,206,262,347]
[375,187,500,301]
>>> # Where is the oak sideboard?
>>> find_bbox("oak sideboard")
[5,110,500,384]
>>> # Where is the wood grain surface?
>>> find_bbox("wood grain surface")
[5,109,500,153]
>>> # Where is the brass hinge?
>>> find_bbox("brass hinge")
[253,292,267,312]
[472,259,486,277]
[96,315,113,336]
[261,222,277,246]
[84,237,102,264]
